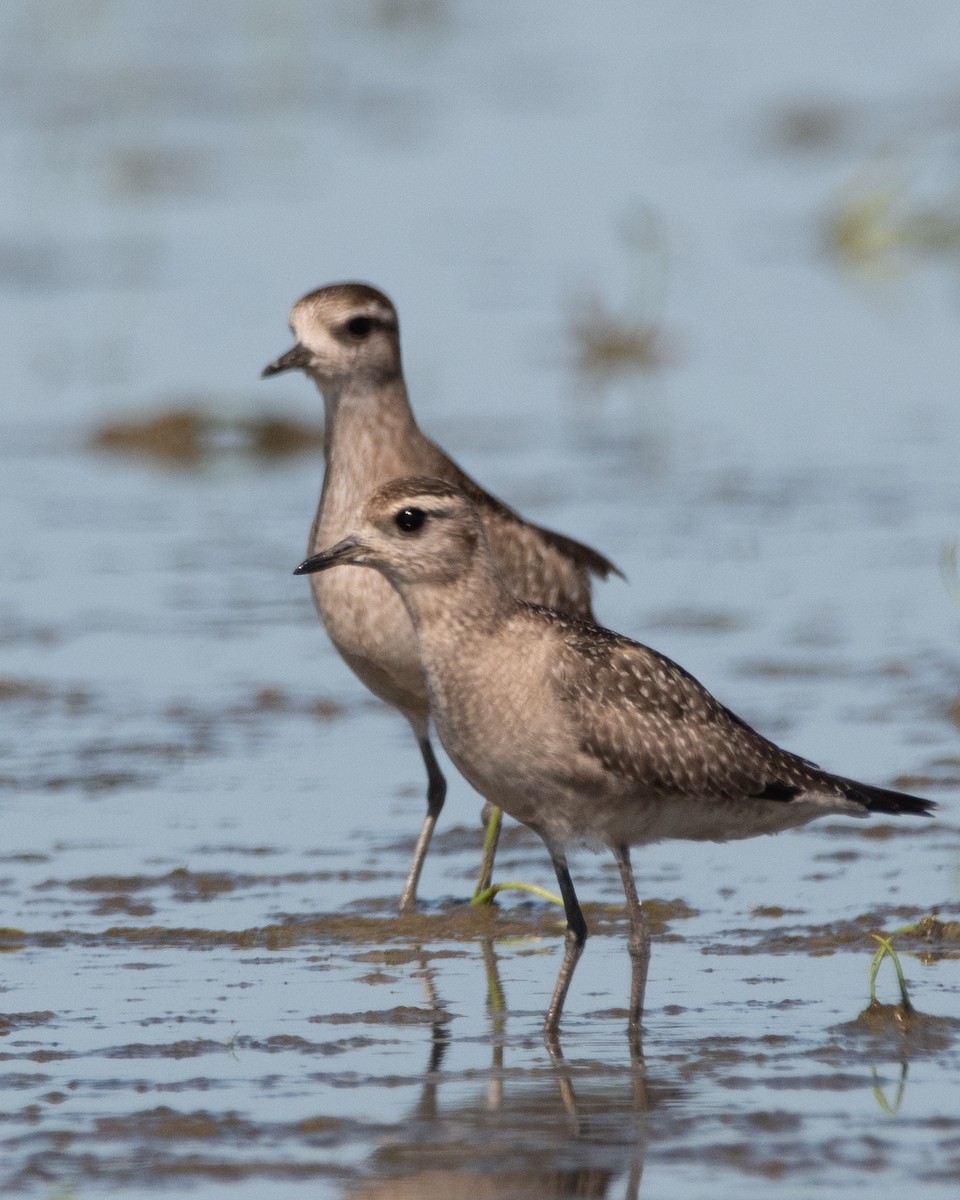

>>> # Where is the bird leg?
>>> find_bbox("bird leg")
[398,736,447,912]
[544,853,589,1041]
[613,844,649,1046]
[472,801,503,901]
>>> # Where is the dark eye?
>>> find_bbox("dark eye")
[346,316,374,337]
[395,507,426,533]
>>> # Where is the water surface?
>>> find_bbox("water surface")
[2,3,959,1196]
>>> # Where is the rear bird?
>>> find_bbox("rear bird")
[263,283,619,910]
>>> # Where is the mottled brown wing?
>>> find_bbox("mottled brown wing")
[425,452,621,619]
[553,624,823,801]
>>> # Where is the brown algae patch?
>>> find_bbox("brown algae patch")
[0,678,66,705]
[95,1106,250,1138]
[39,870,239,922]
[3,683,346,794]
[104,1039,233,1061]
[708,906,958,957]
[93,895,157,918]
[0,1012,56,1035]
[833,1003,960,1057]
[817,817,949,843]
[4,1108,364,1189]
[893,771,960,792]
[0,896,694,954]
[0,677,93,715]
[310,1006,447,1027]
[239,686,344,721]
[568,295,672,376]
[91,405,323,465]
[352,947,433,966]
[0,928,27,952]
[646,606,749,635]
[914,914,960,950]
[94,409,203,463]
[44,866,369,907]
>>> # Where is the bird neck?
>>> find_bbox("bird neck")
[395,553,517,656]
[319,374,418,456]
[315,376,429,529]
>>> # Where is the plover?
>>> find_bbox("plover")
[294,477,936,1040]
[263,283,619,910]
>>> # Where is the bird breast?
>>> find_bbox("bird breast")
[309,565,431,724]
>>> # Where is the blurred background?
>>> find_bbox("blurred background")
[5,0,960,838]
[1,2,959,1196]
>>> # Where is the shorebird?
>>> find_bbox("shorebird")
[263,283,619,911]
[294,477,937,1041]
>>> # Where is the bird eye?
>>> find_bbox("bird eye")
[395,507,426,534]
[346,316,374,337]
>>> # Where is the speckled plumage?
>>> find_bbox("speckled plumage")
[294,477,936,1041]
[263,283,618,910]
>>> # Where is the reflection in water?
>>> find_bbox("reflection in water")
[348,940,656,1200]
[872,1061,908,1116]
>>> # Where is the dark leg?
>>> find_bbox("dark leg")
[544,852,589,1041]
[398,736,447,913]
[613,844,649,1049]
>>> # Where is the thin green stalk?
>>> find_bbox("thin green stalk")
[470,881,564,908]
[869,933,913,1010]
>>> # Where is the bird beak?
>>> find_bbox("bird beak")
[294,537,362,575]
[262,343,311,378]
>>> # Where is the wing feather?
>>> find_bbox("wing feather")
[553,625,822,802]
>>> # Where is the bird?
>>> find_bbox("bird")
[293,476,937,1042]
[262,283,620,911]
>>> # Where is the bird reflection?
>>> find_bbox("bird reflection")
[346,938,666,1200]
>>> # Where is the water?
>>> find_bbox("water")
[1,2,959,1195]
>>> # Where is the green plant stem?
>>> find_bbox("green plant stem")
[470,881,564,908]
[869,933,913,1010]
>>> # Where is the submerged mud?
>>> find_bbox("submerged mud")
[1,827,958,1195]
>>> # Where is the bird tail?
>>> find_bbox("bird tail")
[836,777,936,817]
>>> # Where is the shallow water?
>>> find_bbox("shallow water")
[2,2,960,1196]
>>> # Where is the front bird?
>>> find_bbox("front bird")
[295,476,936,1043]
